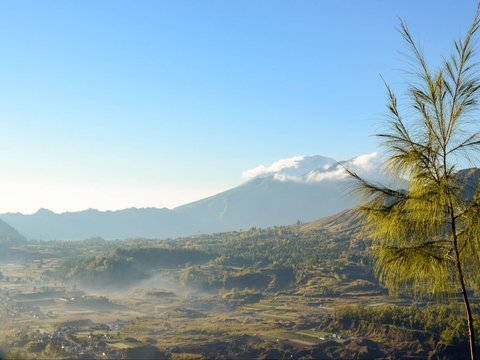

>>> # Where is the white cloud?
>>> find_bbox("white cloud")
[305,166,349,182]
[272,173,303,182]
[305,152,379,183]
[351,152,378,170]
[242,155,305,179]
[242,152,381,184]
[270,152,380,184]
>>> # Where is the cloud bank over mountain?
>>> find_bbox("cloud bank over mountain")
[304,152,380,183]
[244,152,381,184]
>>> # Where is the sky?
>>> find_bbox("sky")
[0,0,478,213]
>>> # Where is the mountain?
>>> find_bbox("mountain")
[0,154,386,240]
[174,153,387,231]
[174,173,357,231]
[0,164,478,241]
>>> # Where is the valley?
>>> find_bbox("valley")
[0,211,475,359]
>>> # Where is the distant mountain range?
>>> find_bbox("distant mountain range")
[0,153,390,240]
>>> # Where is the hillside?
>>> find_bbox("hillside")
[0,218,26,244]
[173,173,359,231]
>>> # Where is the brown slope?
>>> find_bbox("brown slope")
[296,208,364,237]
[294,168,480,238]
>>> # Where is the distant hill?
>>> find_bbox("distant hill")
[0,218,26,244]
[0,207,182,241]
[0,218,31,262]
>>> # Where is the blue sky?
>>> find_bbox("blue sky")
[0,0,477,213]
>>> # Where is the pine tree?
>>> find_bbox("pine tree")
[350,7,480,359]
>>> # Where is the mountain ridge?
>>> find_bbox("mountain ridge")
[0,153,395,240]
[0,166,478,241]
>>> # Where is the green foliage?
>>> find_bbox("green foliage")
[334,303,478,345]
[56,247,214,288]
[51,224,375,292]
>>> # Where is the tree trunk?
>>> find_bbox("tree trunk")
[454,244,477,360]
[449,196,476,360]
